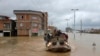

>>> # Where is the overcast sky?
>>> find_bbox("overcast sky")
[0,0,100,31]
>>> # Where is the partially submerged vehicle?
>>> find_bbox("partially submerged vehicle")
[46,36,71,52]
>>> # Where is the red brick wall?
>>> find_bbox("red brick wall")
[0,17,11,30]
[0,20,4,30]
[15,11,48,36]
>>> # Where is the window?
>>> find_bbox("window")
[32,23,37,27]
[4,23,10,29]
[0,17,2,19]
[32,16,37,19]
[18,15,24,19]
[20,23,23,27]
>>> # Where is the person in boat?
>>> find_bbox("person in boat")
[44,32,53,46]
[52,29,57,37]
[53,29,69,42]
[53,29,62,36]
[56,30,62,36]
[62,33,68,42]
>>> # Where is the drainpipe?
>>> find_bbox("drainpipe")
[30,16,32,37]
[10,21,12,37]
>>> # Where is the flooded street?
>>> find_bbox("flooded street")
[0,33,100,56]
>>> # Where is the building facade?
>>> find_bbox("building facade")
[0,15,17,37]
[14,10,48,36]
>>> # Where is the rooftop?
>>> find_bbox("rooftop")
[14,10,43,13]
[0,15,9,18]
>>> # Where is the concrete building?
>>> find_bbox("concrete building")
[0,15,17,37]
[14,10,48,36]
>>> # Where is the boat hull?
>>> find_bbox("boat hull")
[46,42,71,52]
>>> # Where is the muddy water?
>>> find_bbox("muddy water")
[0,33,100,56]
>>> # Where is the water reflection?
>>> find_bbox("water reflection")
[92,46,96,56]
[43,51,71,56]
[8,38,18,45]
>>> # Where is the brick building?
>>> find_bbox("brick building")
[0,15,17,37]
[14,10,48,36]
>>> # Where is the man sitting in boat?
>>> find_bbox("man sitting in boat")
[44,29,69,46]
[45,29,71,52]
[44,31,53,46]
[53,29,68,42]
[60,33,68,42]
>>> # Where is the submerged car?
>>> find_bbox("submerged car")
[46,36,71,52]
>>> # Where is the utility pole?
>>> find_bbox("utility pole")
[71,9,79,39]
[10,21,12,37]
[66,19,70,32]
[66,19,70,27]
[80,19,82,35]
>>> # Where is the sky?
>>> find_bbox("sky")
[0,0,100,31]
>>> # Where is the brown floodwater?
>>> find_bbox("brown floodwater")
[0,33,100,56]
